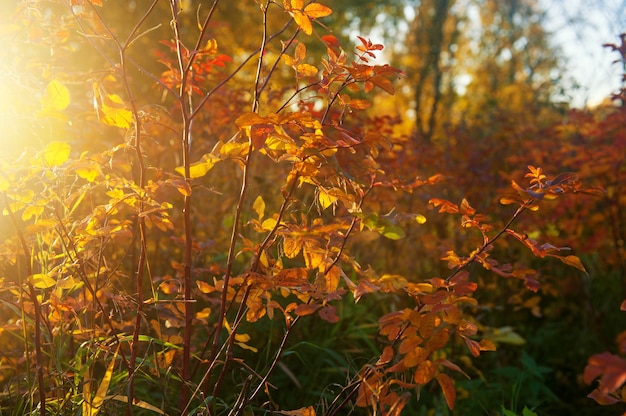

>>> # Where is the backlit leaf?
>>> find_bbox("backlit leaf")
[303,3,332,18]
[196,280,215,294]
[76,166,100,182]
[296,63,318,77]
[382,224,405,240]
[558,255,588,274]
[43,141,71,166]
[175,153,220,179]
[41,79,70,111]
[235,112,269,127]
[283,235,303,258]
[318,188,337,210]
[29,273,56,289]
[100,94,133,128]
[292,11,312,35]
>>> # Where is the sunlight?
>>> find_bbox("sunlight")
[0,67,40,161]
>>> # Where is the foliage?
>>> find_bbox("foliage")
[0,1,622,416]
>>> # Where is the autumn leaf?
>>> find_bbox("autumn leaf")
[436,373,456,410]
[40,79,70,112]
[29,273,56,289]
[277,406,316,416]
[99,93,133,129]
[43,141,71,166]
[557,255,588,274]
[414,360,435,385]
[175,153,220,179]
[253,195,265,220]
[303,3,332,19]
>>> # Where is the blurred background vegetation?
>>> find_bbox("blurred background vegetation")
[0,0,625,414]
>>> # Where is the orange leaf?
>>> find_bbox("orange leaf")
[436,373,456,410]
[304,3,332,18]
[369,75,395,94]
[419,313,437,338]
[414,360,435,385]
[324,266,341,292]
[235,112,269,127]
[277,406,316,416]
[295,303,320,317]
[283,235,303,258]
[274,268,309,287]
[377,345,395,366]
[426,328,450,352]
[463,337,481,357]
[558,255,588,274]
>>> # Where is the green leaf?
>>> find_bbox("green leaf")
[522,407,538,416]
[501,407,518,416]
[382,224,405,240]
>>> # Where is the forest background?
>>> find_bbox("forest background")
[0,0,625,415]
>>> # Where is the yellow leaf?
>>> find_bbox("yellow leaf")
[175,153,220,179]
[259,250,270,268]
[304,3,332,18]
[91,348,118,415]
[100,93,133,129]
[303,241,324,269]
[234,333,251,343]
[288,0,304,9]
[262,217,277,231]
[0,175,9,191]
[29,273,56,289]
[415,214,427,224]
[196,280,215,294]
[204,38,218,54]
[296,63,318,77]
[76,166,101,182]
[292,11,312,35]
[43,141,71,166]
[41,79,70,111]
[318,188,337,210]
[22,204,44,221]
[253,195,265,220]
[196,307,211,319]
[283,235,303,258]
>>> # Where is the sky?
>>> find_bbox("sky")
[540,0,626,107]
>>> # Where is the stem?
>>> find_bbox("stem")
[2,194,46,416]
[445,200,532,282]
